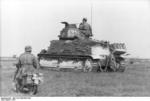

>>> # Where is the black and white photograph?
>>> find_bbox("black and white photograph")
[1,0,150,99]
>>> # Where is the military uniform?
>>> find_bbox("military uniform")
[15,52,39,79]
[79,22,92,38]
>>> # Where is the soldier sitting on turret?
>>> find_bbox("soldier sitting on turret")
[79,18,93,38]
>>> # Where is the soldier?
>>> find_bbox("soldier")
[13,46,39,86]
[79,18,93,38]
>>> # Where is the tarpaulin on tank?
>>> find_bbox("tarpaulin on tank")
[47,39,91,55]
[47,39,109,56]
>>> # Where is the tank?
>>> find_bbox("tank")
[38,22,127,72]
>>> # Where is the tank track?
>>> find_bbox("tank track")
[38,53,126,72]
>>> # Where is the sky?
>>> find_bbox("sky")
[1,0,150,58]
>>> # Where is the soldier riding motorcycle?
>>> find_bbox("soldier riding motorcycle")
[13,46,43,95]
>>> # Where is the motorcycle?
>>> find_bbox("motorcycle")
[14,72,43,95]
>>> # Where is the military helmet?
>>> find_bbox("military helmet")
[83,18,87,22]
[25,45,32,52]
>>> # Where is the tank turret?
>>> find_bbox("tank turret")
[59,22,87,40]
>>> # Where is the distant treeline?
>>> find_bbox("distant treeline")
[0,57,17,61]
[126,58,150,63]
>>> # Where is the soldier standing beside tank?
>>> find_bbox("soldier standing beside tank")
[79,18,93,38]
[13,46,39,89]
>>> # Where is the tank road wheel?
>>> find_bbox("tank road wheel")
[82,60,86,72]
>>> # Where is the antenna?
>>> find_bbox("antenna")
[90,0,93,29]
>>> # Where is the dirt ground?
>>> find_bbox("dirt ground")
[1,59,150,97]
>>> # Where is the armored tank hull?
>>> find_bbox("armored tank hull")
[38,22,127,72]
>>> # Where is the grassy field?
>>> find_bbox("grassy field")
[1,58,150,97]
